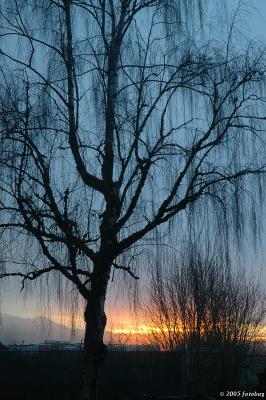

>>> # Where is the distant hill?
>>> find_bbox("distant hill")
[0,314,84,344]
[0,313,148,346]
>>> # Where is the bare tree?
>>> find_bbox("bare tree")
[0,1,265,398]
[144,249,266,391]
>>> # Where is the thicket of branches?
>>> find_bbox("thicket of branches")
[144,249,266,391]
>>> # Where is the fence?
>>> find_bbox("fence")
[0,350,265,400]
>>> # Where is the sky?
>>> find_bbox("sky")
[1,0,266,340]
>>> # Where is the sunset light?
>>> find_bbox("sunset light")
[47,312,266,346]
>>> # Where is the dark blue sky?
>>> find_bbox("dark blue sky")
[1,0,266,327]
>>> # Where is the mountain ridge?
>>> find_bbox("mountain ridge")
[0,313,84,344]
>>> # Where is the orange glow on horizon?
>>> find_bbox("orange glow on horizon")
[49,315,85,330]
[48,313,161,342]
[47,312,266,345]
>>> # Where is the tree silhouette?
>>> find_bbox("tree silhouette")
[144,248,266,392]
[0,1,265,399]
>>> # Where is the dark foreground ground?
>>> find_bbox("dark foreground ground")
[0,351,265,400]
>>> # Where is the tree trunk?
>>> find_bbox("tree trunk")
[80,276,109,400]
